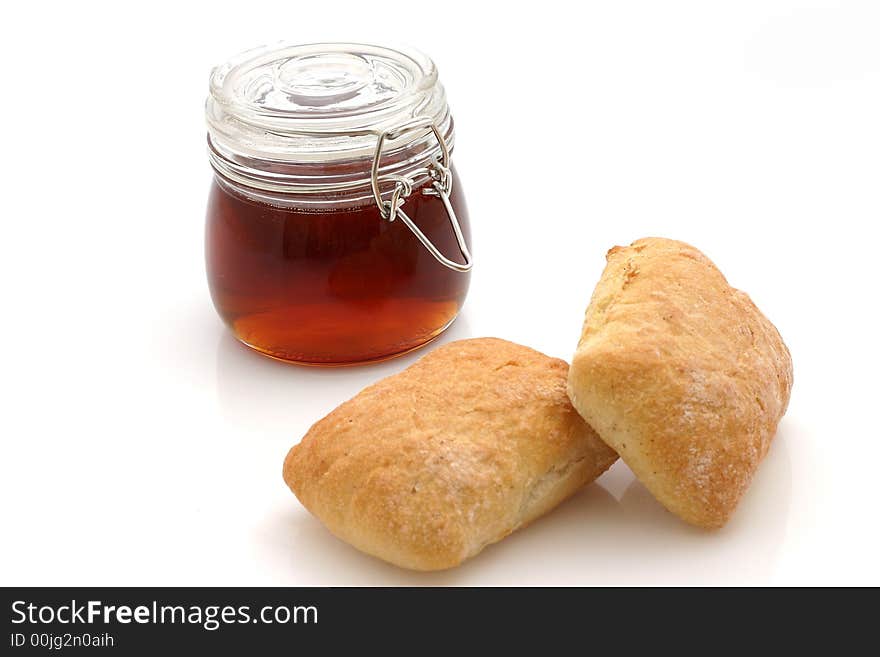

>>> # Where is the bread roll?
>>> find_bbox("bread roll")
[568,238,793,528]
[284,338,618,570]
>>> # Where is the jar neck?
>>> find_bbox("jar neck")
[207,119,455,209]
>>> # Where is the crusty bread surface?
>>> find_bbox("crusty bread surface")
[284,337,618,570]
[568,238,793,528]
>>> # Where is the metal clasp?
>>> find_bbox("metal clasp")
[370,117,472,273]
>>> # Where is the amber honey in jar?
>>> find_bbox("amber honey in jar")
[205,43,472,365]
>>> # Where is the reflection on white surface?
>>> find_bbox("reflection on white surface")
[214,313,474,437]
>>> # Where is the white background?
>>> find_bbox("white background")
[1,0,878,586]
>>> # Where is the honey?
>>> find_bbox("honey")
[206,169,470,364]
[204,42,473,365]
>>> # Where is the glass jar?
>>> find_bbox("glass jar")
[204,43,472,365]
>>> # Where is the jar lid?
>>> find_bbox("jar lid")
[206,42,453,164]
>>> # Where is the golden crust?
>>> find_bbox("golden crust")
[284,338,618,570]
[568,238,793,528]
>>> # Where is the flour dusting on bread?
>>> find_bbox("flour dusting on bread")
[568,237,792,528]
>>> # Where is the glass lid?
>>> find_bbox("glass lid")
[206,42,453,163]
